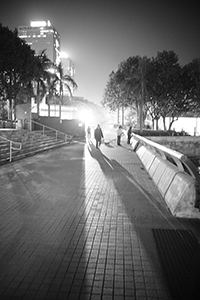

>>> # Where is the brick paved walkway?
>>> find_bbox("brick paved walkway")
[0,138,199,300]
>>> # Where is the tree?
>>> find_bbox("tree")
[56,62,78,118]
[103,49,200,131]
[32,50,53,116]
[102,71,125,123]
[147,51,182,130]
[103,56,150,129]
[147,51,200,130]
[182,59,200,114]
[0,23,37,118]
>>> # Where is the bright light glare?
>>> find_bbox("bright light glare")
[60,52,69,58]
[48,68,56,74]
[77,109,93,124]
[31,21,49,27]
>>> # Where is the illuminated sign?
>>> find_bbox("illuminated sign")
[30,20,51,27]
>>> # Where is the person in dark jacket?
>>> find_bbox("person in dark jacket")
[127,126,132,144]
[94,124,104,149]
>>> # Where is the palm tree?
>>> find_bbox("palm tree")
[33,50,52,116]
[45,70,58,117]
[56,62,78,118]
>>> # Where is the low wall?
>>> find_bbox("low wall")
[131,137,200,219]
[35,116,85,137]
[147,136,200,158]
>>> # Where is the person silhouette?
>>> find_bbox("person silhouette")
[94,124,104,149]
[117,125,124,146]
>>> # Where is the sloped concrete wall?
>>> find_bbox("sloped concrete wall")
[134,142,200,218]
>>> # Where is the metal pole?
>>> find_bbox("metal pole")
[122,106,124,126]
[30,109,32,131]
[140,58,144,132]
[9,142,12,162]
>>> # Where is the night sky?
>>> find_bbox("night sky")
[0,0,199,105]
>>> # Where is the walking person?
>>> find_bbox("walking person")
[127,126,132,144]
[94,124,104,149]
[117,125,124,146]
[87,126,91,141]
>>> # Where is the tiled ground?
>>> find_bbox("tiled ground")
[0,138,199,299]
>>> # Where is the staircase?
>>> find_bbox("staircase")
[0,123,73,165]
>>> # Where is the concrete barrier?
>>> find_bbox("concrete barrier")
[148,156,162,178]
[157,163,180,197]
[165,172,199,218]
[136,145,146,161]
[140,148,158,171]
[134,143,199,218]
[130,136,139,151]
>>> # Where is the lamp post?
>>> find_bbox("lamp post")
[30,104,36,131]
[139,57,145,132]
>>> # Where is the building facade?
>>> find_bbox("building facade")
[18,20,77,110]
[61,56,75,78]
[60,55,76,96]
[18,20,60,65]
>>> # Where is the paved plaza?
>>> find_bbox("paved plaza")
[0,136,200,300]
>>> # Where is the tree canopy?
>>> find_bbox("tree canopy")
[0,23,78,119]
[0,23,37,117]
[102,50,200,130]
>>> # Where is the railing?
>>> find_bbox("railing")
[131,133,200,207]
[24,119,73,142]
[0,135,22,162]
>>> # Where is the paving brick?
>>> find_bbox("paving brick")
[0,138,199,300]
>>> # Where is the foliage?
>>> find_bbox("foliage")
[181,58,200,115]
[133,129,190,136]
[0,24,78,119]
[102,71,124,110]
[0,23,36,117]
[102,49,200,131]
[56,62,78,101]
[147,51,182,130]
[32,50,54,115]
[102,56,148,110]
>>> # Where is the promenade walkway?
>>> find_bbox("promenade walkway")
[0,135,200,300]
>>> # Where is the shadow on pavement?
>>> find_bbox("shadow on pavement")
[0,144,90,299]
[87,144,200,299]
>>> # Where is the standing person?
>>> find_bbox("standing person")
[94,124,104,149]
[127,126,132,144]
[117,125,124,146]
[87,126,91,141]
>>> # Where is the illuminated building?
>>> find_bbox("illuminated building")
[60,53,75,96]
[18,20,60,65]
[60,53,75,79]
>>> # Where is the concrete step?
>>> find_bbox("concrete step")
[0,140,68,165]
[0,130,71,165]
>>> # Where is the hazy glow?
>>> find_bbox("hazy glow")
[47,68,56,74]
[77,109,93,124]
[30,20,51,27]
[60,52,69,58]
[1,2,199,105]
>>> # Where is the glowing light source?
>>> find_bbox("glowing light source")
[47,67,56,74]
[30,20,51,27]
[60,52,69,58]
[77,108,93,124]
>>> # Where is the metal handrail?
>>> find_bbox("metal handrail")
[132,133,198,177]
[24,119,73,142]
[132,132,200,207]
[0,135,22,162]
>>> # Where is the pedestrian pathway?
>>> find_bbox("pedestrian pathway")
[0,138,200,300]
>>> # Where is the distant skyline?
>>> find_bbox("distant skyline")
[0,0,199,105]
